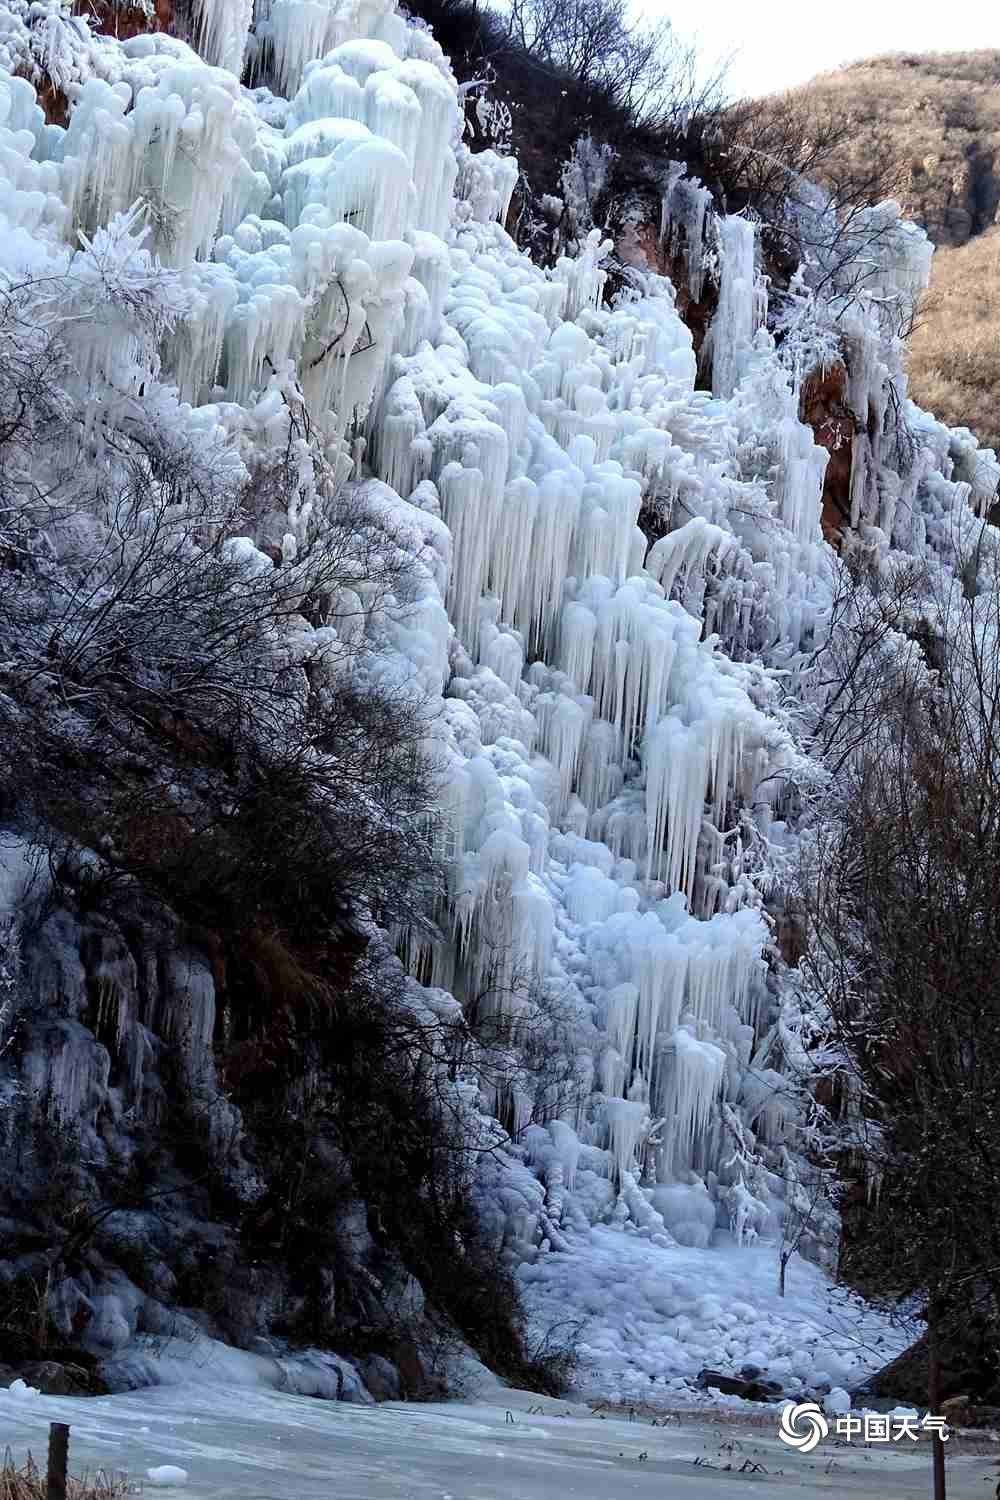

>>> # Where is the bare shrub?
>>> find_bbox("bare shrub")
[796,535,1000,1495]
[0,248,444,951]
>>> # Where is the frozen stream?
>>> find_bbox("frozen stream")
[1,1382,994,1499]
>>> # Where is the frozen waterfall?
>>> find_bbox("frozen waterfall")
[1,0,996,1264]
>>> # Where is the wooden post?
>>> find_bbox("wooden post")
[928,1308,946,1500]
[46,1422,69,1500]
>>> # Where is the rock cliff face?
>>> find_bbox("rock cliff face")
[800,366,857,545]
[0,878,445,1399]
[616,222,717,364]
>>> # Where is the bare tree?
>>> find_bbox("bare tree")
[777,1152,831,1298]
[502,0,698,127]
[0,237,449,950]
[795,532,1000,1498]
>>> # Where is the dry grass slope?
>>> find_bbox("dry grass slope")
[908,227,1000,454]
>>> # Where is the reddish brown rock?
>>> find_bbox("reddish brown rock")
[84,0,174,42]
[617,222,718,366]
[801,363,858,545]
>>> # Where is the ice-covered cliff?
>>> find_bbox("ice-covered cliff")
[0,0,996,1402]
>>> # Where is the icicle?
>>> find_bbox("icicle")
[193,0,254,74]
[659,1027,727,1168]
[659,164,713,301]
[705,215,765,401]
[603,1096,648,1185]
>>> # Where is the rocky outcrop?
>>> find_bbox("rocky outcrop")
[8,1360,105,1396]
[800,364,858,544]
[616,222,718,366]
[697,1367,784,1402]
[89,0,175,40]
[0,885,448,1401]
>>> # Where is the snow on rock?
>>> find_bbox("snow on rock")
[6,1379,42,1399]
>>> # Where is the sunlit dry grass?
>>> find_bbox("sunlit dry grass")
[908,227,1000,454]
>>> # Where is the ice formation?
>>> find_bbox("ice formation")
[1,0,997,1288]
[145,1466,189,1488]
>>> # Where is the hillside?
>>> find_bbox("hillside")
[775,50,1000,248]
[908,226,1000,455]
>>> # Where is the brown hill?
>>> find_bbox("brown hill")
[907,226,1000,453]
[774,50,1000,248]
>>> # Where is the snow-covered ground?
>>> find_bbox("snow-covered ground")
[0,1240,931,1500]
[519,1232,915,1403]
[0,1380,991,1499]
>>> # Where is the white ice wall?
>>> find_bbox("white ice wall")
[1,0,995,1256]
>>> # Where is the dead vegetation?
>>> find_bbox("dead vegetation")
[0,1453,133,1500]
[908,227,1000,454]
